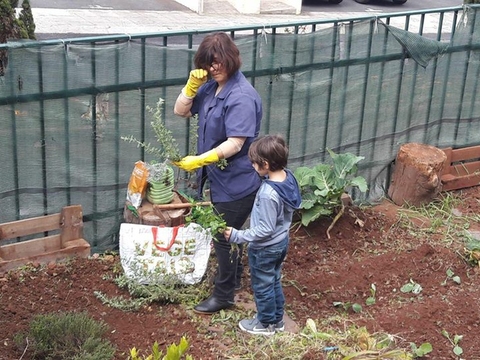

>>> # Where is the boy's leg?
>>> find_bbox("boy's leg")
[274,238,289,325]
[248,243,284,325]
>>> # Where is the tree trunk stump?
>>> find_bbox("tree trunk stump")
[388,143,447,207]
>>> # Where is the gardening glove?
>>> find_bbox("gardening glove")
[173,149,219,172]
[182,69,208,99]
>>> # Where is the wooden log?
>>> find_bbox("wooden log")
[388,143,447,207]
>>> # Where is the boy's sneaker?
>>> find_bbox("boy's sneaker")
[239,317,275,336]
[275,320,285,332]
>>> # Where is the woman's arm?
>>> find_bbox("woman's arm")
[216,137,245,158]
[174,69,208,117]
[173,93,193,117]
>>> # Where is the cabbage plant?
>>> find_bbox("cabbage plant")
[294,149,368,237]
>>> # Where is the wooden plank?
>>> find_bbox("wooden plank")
[0,238,90,274]
[0,205,89,274]
[0,213,61,242]
[449,161,480,177]
[60,205,83,245]
[441,148,453,177]
[0,235,61,260]
[449,145,480,162]
[441,172,480,191]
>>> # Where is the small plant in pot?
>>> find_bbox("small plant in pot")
[122,98,186,205]
[122,97,227,235]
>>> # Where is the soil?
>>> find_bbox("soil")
[1,186,480,360]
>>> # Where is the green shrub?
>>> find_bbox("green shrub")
[15,311,116,359]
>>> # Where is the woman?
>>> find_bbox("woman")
[173,32,263,314]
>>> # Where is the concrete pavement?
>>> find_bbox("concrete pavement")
[31,0,372,38]
[31,0,456,39]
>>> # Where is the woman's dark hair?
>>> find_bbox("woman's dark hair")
[194,32,241,78]
[248,134,288,172]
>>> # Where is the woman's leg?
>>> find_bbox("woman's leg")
[212,191,256,302]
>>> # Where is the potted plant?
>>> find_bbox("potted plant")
[122,98,186,205]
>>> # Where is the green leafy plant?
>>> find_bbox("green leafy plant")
[185,203,227,237]
[464,237,480,266]
[128,337,192,360]
[441,268,461,286]
[333,301,363,313]
[294,149,368,238]
[400,279,423,294]
[410,342,433,358]
[14,311,116,360]
[441,329,463,356]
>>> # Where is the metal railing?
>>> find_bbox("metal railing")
[1,5,478,251]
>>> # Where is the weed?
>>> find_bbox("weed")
[94,272,212,311]
[228,319,414,360]
[185,203,227,237]
[400,192,476,246]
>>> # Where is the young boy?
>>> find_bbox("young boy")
[223,134,302,335]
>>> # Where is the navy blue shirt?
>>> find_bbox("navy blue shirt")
[191,71,263,202]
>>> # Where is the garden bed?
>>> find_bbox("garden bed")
[1,186,479,359]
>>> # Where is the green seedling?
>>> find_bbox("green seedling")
[441,268,461,286]
[400,279,422,294]
[366,283,376,306]
[333,301,362,313]
[410,342,433,358]
[441,329,463,356]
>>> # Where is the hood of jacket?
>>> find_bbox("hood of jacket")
[265,169,302,209]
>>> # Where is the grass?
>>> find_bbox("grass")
[388,192,480,269]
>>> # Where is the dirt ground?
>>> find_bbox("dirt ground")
[1,186,480,359]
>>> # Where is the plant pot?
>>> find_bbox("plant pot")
[146,165,175,204]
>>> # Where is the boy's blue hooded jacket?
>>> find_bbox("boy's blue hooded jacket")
[229,169,302,248]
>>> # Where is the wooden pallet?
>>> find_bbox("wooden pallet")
[441,145,480,191]
[0,205,91,274]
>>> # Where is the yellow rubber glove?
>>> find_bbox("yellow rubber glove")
[173,149,219,172]
[182,69,208,99]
